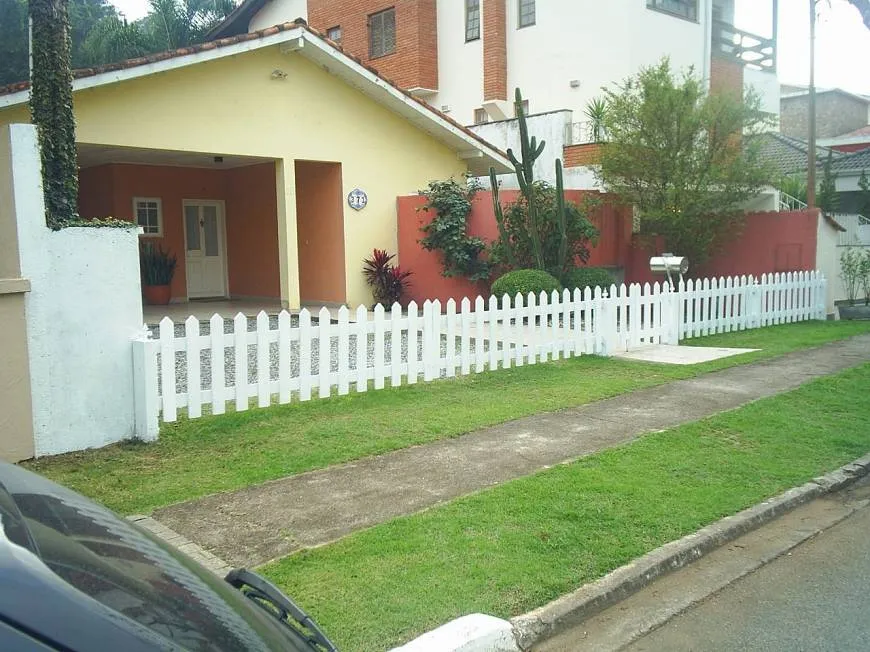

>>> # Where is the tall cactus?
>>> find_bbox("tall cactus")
[489,88,574,277]
[506,88,545,269]
[490,168,518,268]
[555,159,568,274]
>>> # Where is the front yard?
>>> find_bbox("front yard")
[262,363,870,651]
[23,320,870,515]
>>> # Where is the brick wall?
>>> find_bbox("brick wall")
[780,92,869,140]
[483,0,506,101]
[563,143,602,167]
[308,0,437,91]
[709,55,744,100]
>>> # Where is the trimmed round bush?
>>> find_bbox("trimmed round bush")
[491,269,562,299]
[562,267,615,293]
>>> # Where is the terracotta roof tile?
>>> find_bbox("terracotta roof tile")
[0,19,507,161]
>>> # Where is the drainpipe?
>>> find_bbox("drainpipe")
[703,0,713,90]
[807,0,817,210]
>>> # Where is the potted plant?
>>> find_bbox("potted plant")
[363,249,413,308]
[140,243,177,305]
[837,248,870,320]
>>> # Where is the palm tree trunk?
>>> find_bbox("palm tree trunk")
[29,0,78,229]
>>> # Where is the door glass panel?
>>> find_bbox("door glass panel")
[184,205,201,252]
[202,206,219,257]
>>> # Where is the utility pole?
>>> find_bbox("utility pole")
[807,0,818,209]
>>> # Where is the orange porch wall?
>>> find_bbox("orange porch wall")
[224,163,281,299]
[78,163,280,300]
[295,161,346,305]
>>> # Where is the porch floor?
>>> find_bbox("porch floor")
[143,299,372,325]
[144,299,284,325]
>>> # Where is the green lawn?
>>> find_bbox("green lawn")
[23,321,870,516]
[261,363,870,652]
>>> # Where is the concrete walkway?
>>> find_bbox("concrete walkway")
[154,335,870,568]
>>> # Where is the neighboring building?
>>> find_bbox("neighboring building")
[780,87,870,140]
[210,0,781,128]
[754,132,842,178]
[0,21,510,309]
[819,125,870,153]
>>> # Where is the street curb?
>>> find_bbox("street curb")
[510,452,870,650]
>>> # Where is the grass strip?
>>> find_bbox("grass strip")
[261,363,870,652]
[23,320,870,515]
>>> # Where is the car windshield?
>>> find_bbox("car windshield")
[1,468,317,652]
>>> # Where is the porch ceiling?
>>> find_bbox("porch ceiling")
[77,143,275,170]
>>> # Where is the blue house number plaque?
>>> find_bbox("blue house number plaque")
[348,188,368,211]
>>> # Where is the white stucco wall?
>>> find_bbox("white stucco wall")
[818,216,847,314]
[745,67,780,119]
[470,110,571,184]
[433,0,483,126]
[8,124,145,456]
[249,0,308,31]
[433,0,715,126]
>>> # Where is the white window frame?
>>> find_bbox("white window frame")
[465,0,480,42]
[518,0,535,28]
[327,25,342,44]
[646,0,698,22]
[134,197,163,237]
[473,108,489,125]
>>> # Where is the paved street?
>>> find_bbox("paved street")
[536,476,870,652]
[623,500,870,651]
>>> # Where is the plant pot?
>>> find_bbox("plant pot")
[143,284,172,305]
[837,303,870,320]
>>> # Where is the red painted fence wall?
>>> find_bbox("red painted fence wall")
[397,192,821,304]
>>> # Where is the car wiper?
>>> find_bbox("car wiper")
[225,568,337,652]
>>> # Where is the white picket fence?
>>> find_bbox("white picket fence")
[132,271,826,435]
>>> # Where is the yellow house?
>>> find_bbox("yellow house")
[0,21,510,309]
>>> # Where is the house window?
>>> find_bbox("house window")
[646,0,698,22]
[515,99,529,117]
[518,0,535,28]
[134,198,162,236]
[369,8,396,59]
[465,0,480,41]
[474,108,489,125]
[327,25,342,44]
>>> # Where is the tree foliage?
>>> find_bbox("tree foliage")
[817,150,840,215]
[595,59,775,268]
[0,0,236,86]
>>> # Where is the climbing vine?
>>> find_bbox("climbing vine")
[418,176,491,282]
[30,0,79,230]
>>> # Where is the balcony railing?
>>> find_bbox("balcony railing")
[565,121,609,146]
[713,19,776,71]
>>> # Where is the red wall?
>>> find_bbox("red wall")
[398,190,822,303]
[397,190,632,304]
[830,143,870,153]
[623,210,820,284]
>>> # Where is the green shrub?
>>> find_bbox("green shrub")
[489,181,599,280]
[562,267,615,293]
[491,269,561,300]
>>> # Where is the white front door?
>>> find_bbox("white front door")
[184,201,227,299]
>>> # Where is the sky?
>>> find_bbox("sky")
[736,0,870,95]
[109,0,870,95]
